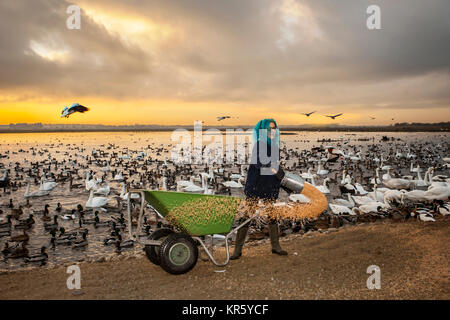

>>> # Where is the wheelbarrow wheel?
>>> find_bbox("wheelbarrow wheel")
[144,228,174,265]
[159,233,198,275]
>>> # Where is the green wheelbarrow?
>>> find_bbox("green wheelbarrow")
[126,190,254,275]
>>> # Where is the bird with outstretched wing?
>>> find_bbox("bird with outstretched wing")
[61,103,90,118]
[324,113,343,120]
[301,111,316,117]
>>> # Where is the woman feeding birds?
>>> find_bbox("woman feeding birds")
[231,118,288,260]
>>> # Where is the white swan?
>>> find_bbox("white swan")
[301,167,314,180]
[403,189,428,202]
[312,175,330,194]
[25,181,51,198]
[383,176,414,190]
[383,189,407,205]
[177,176,196,189]
[222,177,244,189]
[161,177,168,191]
[120,183,139,201]
[229,165,245,180]
[203,177,215,195]
[353,184,387,206]
[382,167,392,181]
[340,169,348,184]
[39,177,58,191]
[114,171,124,181]
[354,183,369,195]
[370,168,381,185]
[423,186,450,201]
[352,203,388,215]
[412,167,427,187]
[316,161,329,176]
[86,188,109,208]
[331,193,355,208]
[93,181,110,196]
[367,184,386,202]
[350,152,362,162]
[289,193,311,204]
[341,174,356,193]
[329,203,355,215]
[85,171,96,191]
[182,176,208,193]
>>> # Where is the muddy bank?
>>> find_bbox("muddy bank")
[0,219,449,300]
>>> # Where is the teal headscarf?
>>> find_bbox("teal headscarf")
[252,118,280,146]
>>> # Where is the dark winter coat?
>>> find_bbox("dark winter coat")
[244,140,281,200]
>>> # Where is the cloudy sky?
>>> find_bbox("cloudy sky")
[0,0,449,125]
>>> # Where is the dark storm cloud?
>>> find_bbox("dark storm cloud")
[0,0,449,110]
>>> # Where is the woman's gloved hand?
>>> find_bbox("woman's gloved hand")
[275,166,285,181]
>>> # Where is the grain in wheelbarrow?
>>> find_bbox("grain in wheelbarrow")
[165,196,241,234]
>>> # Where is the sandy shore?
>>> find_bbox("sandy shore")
[1,218,449,300]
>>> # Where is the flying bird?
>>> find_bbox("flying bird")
[369,116,376,120]
[301,111,316,117]
[217,116,231,121]
[324,113,343,120]
[61,103,90,118]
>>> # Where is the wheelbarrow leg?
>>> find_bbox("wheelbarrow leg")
[192,216,254,267]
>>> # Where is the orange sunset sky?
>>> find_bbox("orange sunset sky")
[0,0,449,126]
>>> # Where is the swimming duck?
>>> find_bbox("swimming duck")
[14,214,35,229]
[33,204,50,216]
[116,234,134,249]
[4,242,28,259]
[0,228,11,238]
[61,209,77,220]
[25,246,48,264]
[82,211,99,225]
[11,206,24,220]
[0,215,12,229]
[93,214,111,228]
[44,215,59,231]
[10,229,29,242]
[1,242,11,255]
[72,232,88,249]
[55,203,62,213]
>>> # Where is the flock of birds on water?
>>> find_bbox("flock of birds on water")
[0,132,449,270]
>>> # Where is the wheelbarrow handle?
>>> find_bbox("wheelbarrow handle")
[127,189,154,243]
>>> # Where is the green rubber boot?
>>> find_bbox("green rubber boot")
[269,222,288,256]
[230,226,249,260]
